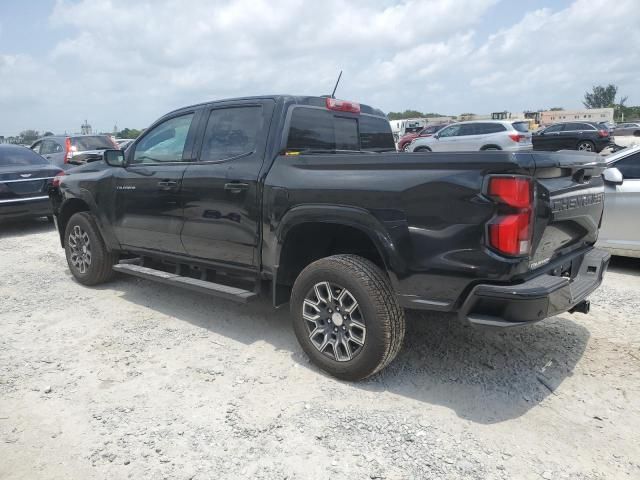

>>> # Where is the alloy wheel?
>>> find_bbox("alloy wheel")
[578,142,594,151]
[302,281,366,362]
[68,225,92,274]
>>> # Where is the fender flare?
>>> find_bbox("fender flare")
[270,204,408,288]
[58,189,120,251]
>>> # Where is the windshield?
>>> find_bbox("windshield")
[71,136,114,151]
[0,146,49,167]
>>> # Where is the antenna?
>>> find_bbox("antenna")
[331,70,343,99]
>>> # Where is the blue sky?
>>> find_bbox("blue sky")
[1,0,637,136]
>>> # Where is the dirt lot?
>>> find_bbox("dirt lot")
[1,220,639,480]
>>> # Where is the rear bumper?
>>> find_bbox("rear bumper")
[0,196,52,220]
[458,248,610,327]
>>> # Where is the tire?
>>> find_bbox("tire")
[46,215,54,223]
[413,146,431,152]
[577,141,595,152]
[64,212,118,285]
[290,254,405,381]
[481,146,501,151]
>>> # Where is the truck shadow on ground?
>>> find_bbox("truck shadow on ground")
[0,218,54,239]
[104,275,590,425]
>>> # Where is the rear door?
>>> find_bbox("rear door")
[112,111,198,253]
[599,152,640,251]
[180,100,275,268]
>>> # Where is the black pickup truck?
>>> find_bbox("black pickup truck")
[50,95,610,380]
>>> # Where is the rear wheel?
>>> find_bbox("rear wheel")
[290,255,405,381]
[577,140,595,152]
[64,212,118,285]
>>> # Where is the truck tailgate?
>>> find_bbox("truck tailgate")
[529,151,607,269]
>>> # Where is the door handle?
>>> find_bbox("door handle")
[224,182,249,193]
[157,180,178,190]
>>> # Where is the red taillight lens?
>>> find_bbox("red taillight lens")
[598,129,608,138]
[487,176,533,256]
[508,133,525,142]
[489,213,531,256]
[52,171,65,188]
[488,177,531,208]
[64,137,72,163]
[325,97,360,114]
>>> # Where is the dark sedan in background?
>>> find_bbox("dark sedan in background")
[0,145,62,223]
[532,121,611,152]
[613,122,640,137]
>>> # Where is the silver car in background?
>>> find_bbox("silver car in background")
[598,145,640,258]
[407,120,532,152]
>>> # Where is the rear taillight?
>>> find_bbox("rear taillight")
[508,133,526,142]
[64,137,72,163]
[598,129,608,138]
[52,171,65,188]
[325,97,360,114]
[487,176,533,256]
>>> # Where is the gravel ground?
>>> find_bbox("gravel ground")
[1,219,639,480]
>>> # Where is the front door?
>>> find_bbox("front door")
[180,100,275,268]
[433,124,463,151]
[534,123,564,150]
[112,111,198,254]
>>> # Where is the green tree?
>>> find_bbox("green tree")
[549,107,564,111]
[43,131,54,137]
[19,129,40,144]
[116,128,142,139]
[583,84,618,108]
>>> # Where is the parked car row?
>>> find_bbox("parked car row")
[402,120,612,153]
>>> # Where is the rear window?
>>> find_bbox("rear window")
[71,136,114,151]
[0,147,49,167]
[287,107,395,152]
[512,122,529,133]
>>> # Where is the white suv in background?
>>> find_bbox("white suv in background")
[407,120,532,152]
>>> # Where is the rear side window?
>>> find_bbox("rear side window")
[565,123,593,131]
[287,107,394,152]
[200,106,263,161]
[512,122,529,133]
[0,147,49,167]
[475,123,507,134]
[71,136,114,151]
[615,153,640,179]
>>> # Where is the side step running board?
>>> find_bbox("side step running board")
[113,264,258,303]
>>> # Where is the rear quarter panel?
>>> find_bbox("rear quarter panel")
[263,151,536,309]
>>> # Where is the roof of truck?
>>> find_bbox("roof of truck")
[166,95,387,118]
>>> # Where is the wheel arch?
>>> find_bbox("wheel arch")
[480,144,502,151]
[270,205,403,307]
[57,191,119,251]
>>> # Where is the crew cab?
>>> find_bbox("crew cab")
[50,95,610,380]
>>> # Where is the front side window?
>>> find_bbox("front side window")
[438,125,462,137]
[544,124,564,133]
[133,113,194,164]
[615,153,640,180]
[200,106,263,162]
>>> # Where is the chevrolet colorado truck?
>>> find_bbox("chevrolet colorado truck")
[50,95,610,380]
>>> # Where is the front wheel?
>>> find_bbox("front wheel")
[290,255,405,381]
[64,212,118,285]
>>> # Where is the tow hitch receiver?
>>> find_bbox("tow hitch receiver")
[570,299,590,315]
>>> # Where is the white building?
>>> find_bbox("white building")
[540,108,614,125]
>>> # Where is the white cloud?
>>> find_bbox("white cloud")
[0,0,639,135]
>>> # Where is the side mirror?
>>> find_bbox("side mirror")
[603,167,623,185]
[104,149,125,167]
[433,134,440,140]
